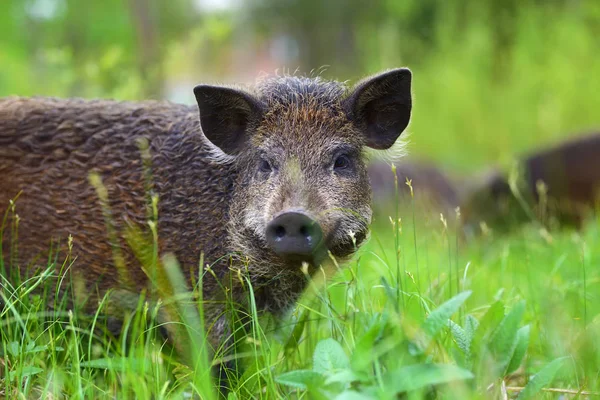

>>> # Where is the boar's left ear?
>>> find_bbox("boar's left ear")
[193,85,264,155]
[343,68,412,150]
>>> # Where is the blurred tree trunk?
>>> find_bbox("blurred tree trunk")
[128,0,163,98]
[64,1,87,95]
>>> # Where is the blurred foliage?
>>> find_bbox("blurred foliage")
[1,0,599,171]
[1,0,197,98]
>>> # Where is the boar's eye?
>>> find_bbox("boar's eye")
[333,154,352,172]
[259,158,273,173]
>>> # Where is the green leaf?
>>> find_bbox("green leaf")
[516,357,567,399]
[9,366,44,380]
[7,341,20,357]
[380,276,397,307]
[351,318,385,372]
[171,362,194,387]
[80,358,118,369]
[283,308,311,352]
[449,320,470,368]
[422,291,472,339]
[471,300,505,355]
[506,325,530,375]
[325,369,360,386]
[80,357,151,373]
[313,338,350,374]
[335,391,375,400]
[276,370,325,390]
[464,315,479,343]
[449,320,469,355]
[453,315,479,368]
[25,344,63,355]
[382,364,474,395]
[489,301,526,371]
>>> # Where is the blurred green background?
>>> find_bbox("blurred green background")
[2,0,599,173]
[2,3,600,396]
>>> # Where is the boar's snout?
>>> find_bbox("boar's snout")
[266,211,324,262]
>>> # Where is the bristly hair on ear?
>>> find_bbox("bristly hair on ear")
[364,131,411,165]
[200,137,238,165]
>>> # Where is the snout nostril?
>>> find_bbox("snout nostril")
[275,226,286,239]
[299,225,310,237]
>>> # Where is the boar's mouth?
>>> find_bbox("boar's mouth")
[328,226,368,259]
[273,235,329,268]
[280,247,327,266]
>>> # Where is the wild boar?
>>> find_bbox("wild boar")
[461,133,600,235]
[0,69,413,347]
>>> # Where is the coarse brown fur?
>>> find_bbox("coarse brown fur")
[0,69,412,349]
[0,98,234,339]
[460,132,600,235]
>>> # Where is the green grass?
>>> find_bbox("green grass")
[1,197,599,398]
[1,3,600,399]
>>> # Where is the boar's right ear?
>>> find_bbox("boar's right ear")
[343,68,412,150]
[193,85,263,155]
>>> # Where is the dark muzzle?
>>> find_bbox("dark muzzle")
[265,211,324,262]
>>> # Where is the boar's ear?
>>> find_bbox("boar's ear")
[343,68,412,150]
[193,85,263,155]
